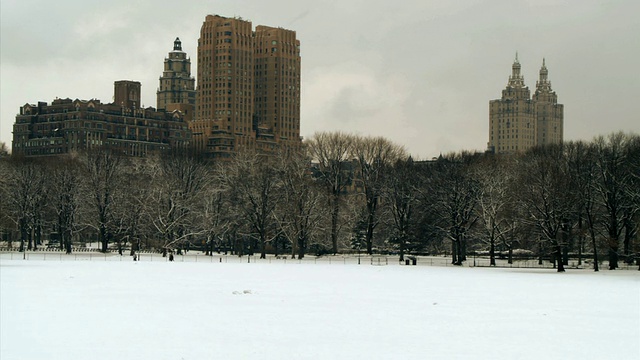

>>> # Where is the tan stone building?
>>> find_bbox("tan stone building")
[488,55,563,153]
[533,59,563,146]
[157,38,196,121]
[192,14,301,159]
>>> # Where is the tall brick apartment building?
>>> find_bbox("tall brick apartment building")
[191,15,301,159]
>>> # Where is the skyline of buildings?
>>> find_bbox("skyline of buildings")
[10,14,567,158]
[11,14,301,158]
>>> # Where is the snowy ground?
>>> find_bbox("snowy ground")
[1,258,638,360]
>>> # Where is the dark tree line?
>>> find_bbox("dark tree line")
[0,132,638,270]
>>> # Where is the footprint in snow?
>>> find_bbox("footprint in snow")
[232,290,253,295]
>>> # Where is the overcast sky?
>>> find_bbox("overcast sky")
[1,0,638,159]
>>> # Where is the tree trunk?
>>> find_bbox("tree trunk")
[290,234,297,259]
[452,240,460,265]
[489,239,496,266]
[58,223,65,251]
[260,235,266,259]
[578,235,583,266]
[608,246,619,270]
[365,199,377,255]
[593,242,599,272]
[538,240,544,265]
[19,218,27,252]
[297,235,306,260]
[450,241,456,265]
[508,246,513,265]
[608,216,620,269]
[460,235,467,262]
[65,237,72,254]
[587,212,599,272]
[34,224,41,250]
[27,227,33,250]
[330,196,339,254]
[556,245,565,272]
[100,225,108,253]
[366,216,374,255]
[623,216,636,264]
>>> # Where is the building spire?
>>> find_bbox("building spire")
[536,58,552,93]
[508,52,525,88]
[173,37,182,51]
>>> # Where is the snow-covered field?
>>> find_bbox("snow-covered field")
[1,258,638,360]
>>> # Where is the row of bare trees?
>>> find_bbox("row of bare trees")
[0,133,403,259]
[1,132,638,270]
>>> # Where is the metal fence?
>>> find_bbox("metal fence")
[2,251,637,270]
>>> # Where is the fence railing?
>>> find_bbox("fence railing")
[1,251,637,270]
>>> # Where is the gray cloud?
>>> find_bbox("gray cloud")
[2,0,639,158]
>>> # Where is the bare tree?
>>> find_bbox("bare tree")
[49,155,82,254]
[382,157,420,261]
[147,149,210,255]
[113,157,156,257]
[0,156,13,247]
[516,144,577,272]
[200,181,230,256]
[307,132,355,254]
[621,135,640,266]
[429,153,481,265]
[275,148,328,259]
[4,157,48,252]
[193,161,234,256]
[81,147,123,252]
[474,155,515,266]
[351,136,406,254]
[593,133,638,269]
[220,150,281,259]
[565,140,603,270]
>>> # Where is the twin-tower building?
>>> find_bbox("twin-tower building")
[156,15,301,159]
[488,55,563,154]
